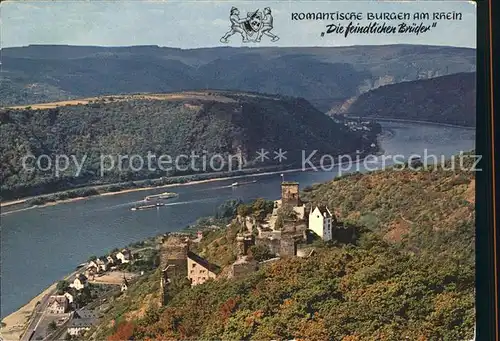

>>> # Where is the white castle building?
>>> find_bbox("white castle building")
[308,206,334,241]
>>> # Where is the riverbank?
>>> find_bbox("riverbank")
[0,282,57,341]
[0,166,304,216]
[1,199,27,207]
[346,116,476,129]
[0,264,82,341]
[1,242,156,339]
[0,164,285,210]
[1,150,380,216]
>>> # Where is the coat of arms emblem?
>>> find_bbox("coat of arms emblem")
[220,7,279,43]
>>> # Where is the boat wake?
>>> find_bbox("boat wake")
[94,200,145,211]
[96,196,218,212]
[161,198,217,206]
[186,185,233,192]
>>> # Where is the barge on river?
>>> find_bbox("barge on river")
[131,202,165,211]
[144,192,178,201]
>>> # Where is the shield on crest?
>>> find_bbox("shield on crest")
[243,10,263,36]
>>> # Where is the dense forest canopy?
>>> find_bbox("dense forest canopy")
[338,72,476,127]
[0,92,378,200]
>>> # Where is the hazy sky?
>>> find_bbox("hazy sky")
[1,1,476,48]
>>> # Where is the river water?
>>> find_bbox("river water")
[0,121,475,318]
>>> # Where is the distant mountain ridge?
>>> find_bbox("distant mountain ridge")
[1,44,476,110]
[333,72,476,127]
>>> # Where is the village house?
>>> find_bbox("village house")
[87,257,108,274]
[96,257,108,272]
[87,260,100,273]
[85,267,96,281]
[63,292,74,304]
[116,249,132,264]
[308,205,334,241]
[69,274,88,291]
[67,317,96,336]
[47,295,69,314]
[68,309,99,335]
[106,255,116,265]
[73,309,98,319]
[187,251,220,286]
[194,231,203,242]
[121,277,129,292]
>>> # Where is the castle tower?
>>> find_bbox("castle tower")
[236,235,246,256]
[160,235,189,270]
[281,181,300,206]
[236,233,255,256]
[161,264,176,305]
[279,234,298,257]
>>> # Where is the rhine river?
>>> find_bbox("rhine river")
[0,121,475,318]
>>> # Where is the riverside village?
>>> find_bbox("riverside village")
[9,180,356,341]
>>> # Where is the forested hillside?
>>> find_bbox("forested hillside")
[92,157,475,341]
[0,92,377,200]
[337,72,476,126]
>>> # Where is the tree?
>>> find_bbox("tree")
[75,286,92,307]
[48,321,57,332]
[252,198,274,222]
[237,204,251,217]
[88,255,97,262]
[56,280,69,295]
[217,199,242,219]
[164,275,191,304]
[248,245,274,262]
